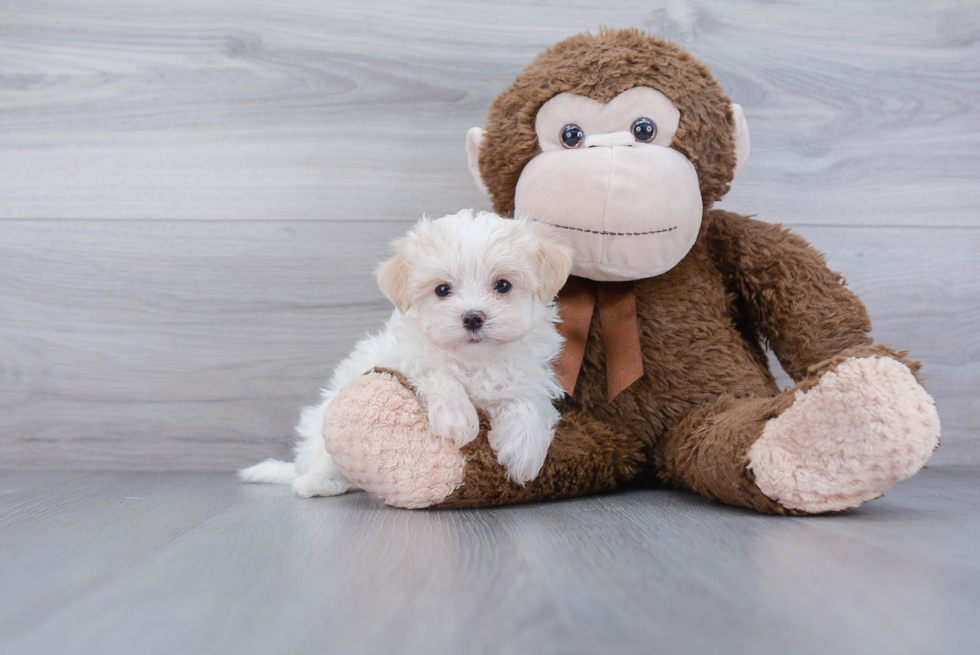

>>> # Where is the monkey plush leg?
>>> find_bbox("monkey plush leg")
[439,407,644,509]
[323,369,645,509]
[656,345,941,514]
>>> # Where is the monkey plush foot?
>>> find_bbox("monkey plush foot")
[323,369,465,509]
[324,369,646,510]
[747,356,941,513]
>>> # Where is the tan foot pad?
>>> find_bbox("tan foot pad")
[748,356,941,513]
[323,370,465,509]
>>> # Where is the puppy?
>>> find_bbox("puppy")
[240,209,573,497]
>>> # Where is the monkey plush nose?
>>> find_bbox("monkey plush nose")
[584,131,635,148]
[462,311,485,331]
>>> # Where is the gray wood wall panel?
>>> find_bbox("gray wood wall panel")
[0,0,977,468]
[1,0,977,225]
[1,221,975,469]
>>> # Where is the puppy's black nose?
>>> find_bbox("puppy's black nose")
[462,311,485,332]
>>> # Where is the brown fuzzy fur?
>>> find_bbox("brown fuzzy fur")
[436,29,927,514]
[480,28,738,217]
[437,410,646,509]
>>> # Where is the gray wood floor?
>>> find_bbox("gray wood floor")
[1,1,978,467]
[2,468,978,655]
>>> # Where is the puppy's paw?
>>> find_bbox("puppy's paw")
[292,469,356,498]
[489,419,553,486]
[427,396,480,447]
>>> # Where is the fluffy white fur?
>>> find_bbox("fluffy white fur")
[240,209,573,497]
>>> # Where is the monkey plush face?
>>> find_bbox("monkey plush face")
[513,86,702,281]
[467,29,750,282]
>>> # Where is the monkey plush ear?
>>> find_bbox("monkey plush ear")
[532,222,574,303]
[376,247,413,314]
[731,104,751,176]
[466,127,491,198]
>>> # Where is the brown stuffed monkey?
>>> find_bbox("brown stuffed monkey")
[323,29,940,514]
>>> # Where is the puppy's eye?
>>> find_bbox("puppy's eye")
[631,117,657,143]
[494,279,512,294]
[560,124,584,149]
[435,284,451,298]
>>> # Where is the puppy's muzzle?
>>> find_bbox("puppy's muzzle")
[462,311,485,332]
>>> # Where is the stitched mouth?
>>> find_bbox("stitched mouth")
[546,223,677,237]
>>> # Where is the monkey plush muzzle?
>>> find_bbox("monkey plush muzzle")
[514,142,702,282]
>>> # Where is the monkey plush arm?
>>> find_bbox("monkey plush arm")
[704,209,874,381]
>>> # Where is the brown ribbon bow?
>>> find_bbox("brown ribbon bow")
[555,276,644,402]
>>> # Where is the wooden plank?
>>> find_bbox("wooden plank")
[0,220,975,469]
[1,470,979,654]
[0,0,977,225]
[0,219,405,469]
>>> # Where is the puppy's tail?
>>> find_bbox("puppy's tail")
[238,459,298,485]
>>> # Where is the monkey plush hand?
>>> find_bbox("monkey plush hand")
[323,29,940,513]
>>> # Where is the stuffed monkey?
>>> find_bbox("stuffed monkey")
[323,29,940,514]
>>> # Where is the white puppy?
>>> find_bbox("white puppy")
[240,209,573,497]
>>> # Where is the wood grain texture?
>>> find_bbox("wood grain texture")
[0,220,407,468]
[0,0,977,224]
[0,0,977,468]
[1,469,979,654]
[0,221,975,469]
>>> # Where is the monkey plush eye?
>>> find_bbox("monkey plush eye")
[435,284,452,297]
[494,279,512,294]
[560,124,584,149]
[631,117,657,143]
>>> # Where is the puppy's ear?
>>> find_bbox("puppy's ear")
[376,246,413,313]
[532,222,573,302]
